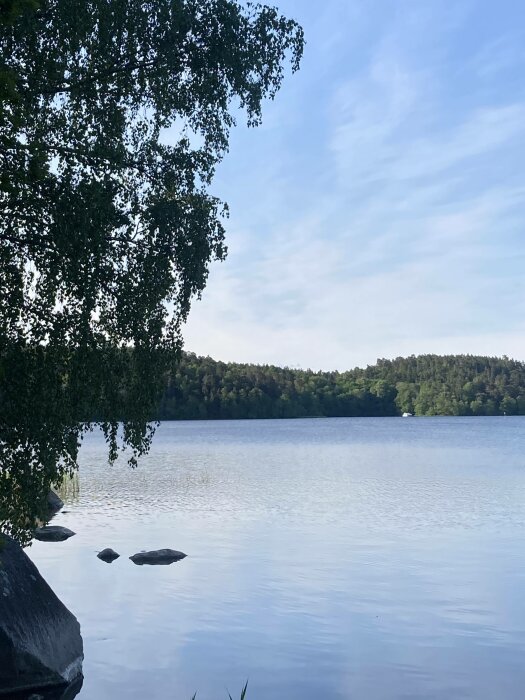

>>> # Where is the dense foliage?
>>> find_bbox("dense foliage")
[0,0,304,542]
[158,354,525,419]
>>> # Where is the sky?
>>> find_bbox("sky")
[180,0,525,371]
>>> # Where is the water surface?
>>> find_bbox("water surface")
[29,417,525,699]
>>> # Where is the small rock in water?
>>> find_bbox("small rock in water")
[129,549,187,566]
[97,548,120,563]
[34,526,76,542]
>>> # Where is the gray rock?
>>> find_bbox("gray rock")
[54,676,84,699]
[129,549,187,566]
[0,535,83,696]
[58,677,84,699]
[47,491,64,515]
[97,548,120,563]
[34,527,75,543]
[24,675,83,699]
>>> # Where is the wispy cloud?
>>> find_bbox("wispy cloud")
[182,0,525,369]
[470,35,525,78]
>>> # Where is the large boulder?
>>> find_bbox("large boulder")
[130,549,187,565]
[23,675,83,699]
[0,535,83,696]
[47,491,64,515]
[34,527,75,543]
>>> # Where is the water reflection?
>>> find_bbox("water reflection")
[27,417,525,700]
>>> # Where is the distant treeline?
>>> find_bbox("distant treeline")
[157,354,525,419]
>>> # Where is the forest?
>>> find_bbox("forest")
[157,353,525,419]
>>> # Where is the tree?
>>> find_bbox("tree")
[0,0,304,542]
[395,381,418,415]
[500,395,518,415]
[156,353,525,421]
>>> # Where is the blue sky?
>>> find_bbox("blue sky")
[181,0,525,371]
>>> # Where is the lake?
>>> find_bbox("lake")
[28,417,525,700]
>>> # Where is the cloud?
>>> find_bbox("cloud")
[470,35,525,79]
[183,0,525,370]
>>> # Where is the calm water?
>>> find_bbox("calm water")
[28,417,525,700]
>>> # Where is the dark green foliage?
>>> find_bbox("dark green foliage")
[158,353,525,420]
[0,0,304,543]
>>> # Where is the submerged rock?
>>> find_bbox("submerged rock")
[97,548,120,563]
[0,535,83,696]
[34,527,75,543]
[129,549,187,566]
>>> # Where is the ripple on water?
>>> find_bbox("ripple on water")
[28,417,525,700]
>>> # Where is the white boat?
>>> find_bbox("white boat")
[402,412,413,418]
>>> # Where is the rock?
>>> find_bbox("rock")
[0,535,83,696]
[129,549,187,566]
[54,676,84,699]
[97,548,120,563]
[34,527,75,543]
[47,491,64,515]
[24,675,83,699]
